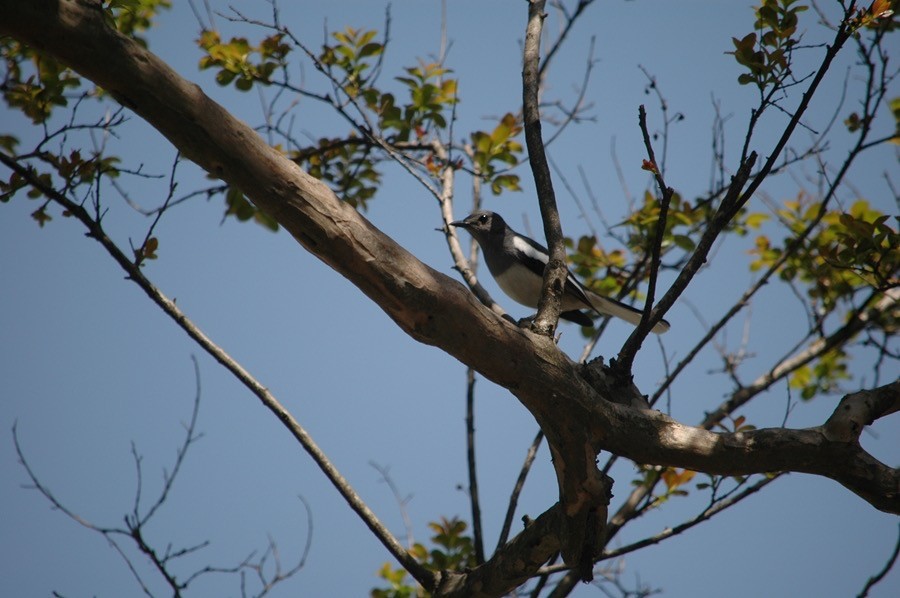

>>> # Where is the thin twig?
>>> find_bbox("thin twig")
[465,367,486,564]
[495,430,544,553]
[857,521,900,598]
[616,105,674,372]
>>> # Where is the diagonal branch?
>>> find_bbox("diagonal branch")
[495,429,544,553]
[616,105,674,371]
[857,521,900,598]
[701,288,897,429]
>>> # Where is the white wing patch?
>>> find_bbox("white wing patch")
[512,236,548,264]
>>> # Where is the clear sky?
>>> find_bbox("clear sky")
[1,1,898,597]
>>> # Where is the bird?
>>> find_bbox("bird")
[451,210,670,334]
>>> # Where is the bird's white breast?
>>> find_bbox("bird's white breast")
[494,263,545,307]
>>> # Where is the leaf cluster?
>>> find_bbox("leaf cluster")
[371,516,474,598]
[0,39,82,124]
[1,140,121,228]
[848,0,898,33]
[470,113,523,195]
[1,1,171,124]
[102,0,173,45]
[197,30,290,91]
[789,347,851,399]
[320,28,384,100]
[750,198,897,312]
[567,191,743,304]
[727,0,807,89]
[292,137,381,210]
[749,197,897,399]
[246,26,519,212]
[223,186,279,230]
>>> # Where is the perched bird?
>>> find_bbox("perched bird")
[451,210,670,334]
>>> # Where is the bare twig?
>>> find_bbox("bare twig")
[857,521,900,598]
[495,429,544,553]
[541,473,782,580]
[13,359,307,596]
[539,0,596,80]
[465,367,486,564]
[370,462,415,549]
[616,105,674,372]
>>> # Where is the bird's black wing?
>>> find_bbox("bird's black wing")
[509,233,596,312]
[560,310,594,327]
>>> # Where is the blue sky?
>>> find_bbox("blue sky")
[1,1,898,596]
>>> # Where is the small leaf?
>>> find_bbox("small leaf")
[673,234,696,252]
[142,236,159,260]
[31,206,52,227]
[745,212,770,229]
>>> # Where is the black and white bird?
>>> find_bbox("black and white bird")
[451,210,670,334]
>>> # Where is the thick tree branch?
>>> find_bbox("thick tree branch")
[3,2,897,595]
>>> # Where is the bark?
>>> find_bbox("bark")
[2,1,898,595]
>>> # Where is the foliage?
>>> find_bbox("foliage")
[1,1,171,124]
[789,347,851,400]
[749,198,897,313]
[194,25,519,213]
[197,30,290,90]
[102,0,173,43]
[727,0,807,89]
[320,28,384,100]
[223,186,279,231]
[469,113,523,195]
[371,517,475,598]
[0,40,81,124]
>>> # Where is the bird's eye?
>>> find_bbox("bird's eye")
[478,214,488,223]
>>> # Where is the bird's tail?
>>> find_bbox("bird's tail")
[586,291,670,334]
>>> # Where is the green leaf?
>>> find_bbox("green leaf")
[673,234,696,251]
[745,212,770,229]
[359,42,383,58]
[31,206,51,227]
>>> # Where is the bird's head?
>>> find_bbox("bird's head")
[450,211,507,243]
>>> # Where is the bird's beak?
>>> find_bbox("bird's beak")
[450,219,468,228]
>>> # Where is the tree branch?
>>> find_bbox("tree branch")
[616,105,674,371]
[465,368,486,565]
[522,1,609,579]
[495,429,544,554]
[4,3,897,595]
[523,0,567,337]
[857,521,900,598]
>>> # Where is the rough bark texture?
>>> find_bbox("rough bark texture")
[2,1,898,595]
